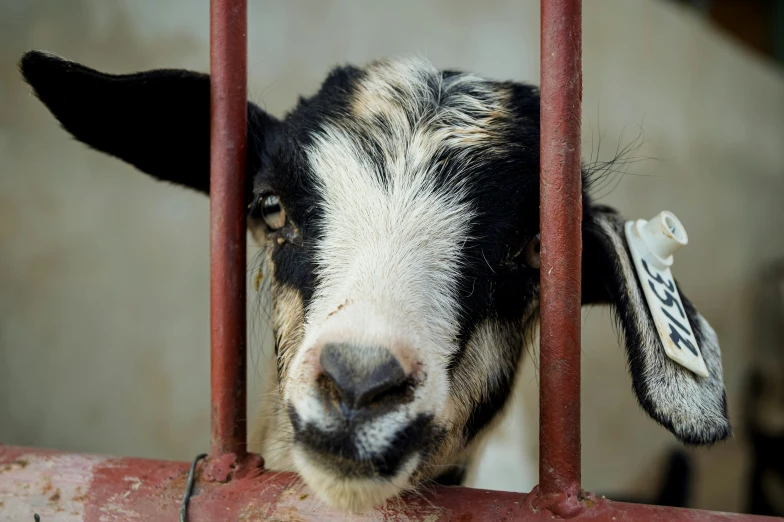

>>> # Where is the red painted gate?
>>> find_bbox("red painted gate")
[0,1,778,520]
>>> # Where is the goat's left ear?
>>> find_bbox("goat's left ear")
[19,50,276,196]
[581,204,730,445]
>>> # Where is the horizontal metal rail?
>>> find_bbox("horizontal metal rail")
[1,445,777,521]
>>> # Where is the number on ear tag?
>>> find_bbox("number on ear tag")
[625,212,709,378]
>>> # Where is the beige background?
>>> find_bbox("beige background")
[1,0,783,511]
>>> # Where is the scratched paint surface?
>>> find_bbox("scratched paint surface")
[2,446,780,521]
[0,446,106,521]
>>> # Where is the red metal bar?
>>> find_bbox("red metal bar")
[538,0,583,510]
[1,446,775,521]
[209,0,249,467]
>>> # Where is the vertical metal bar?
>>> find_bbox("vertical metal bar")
[539,0,583,498]
[209,0,248,460]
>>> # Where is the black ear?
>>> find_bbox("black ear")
[582,204,730,445]
[19,50,275,195]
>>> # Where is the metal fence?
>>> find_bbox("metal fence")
[0,1,777,520]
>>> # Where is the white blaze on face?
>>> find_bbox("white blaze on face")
[284,116,474,420]
[284,60,485,404]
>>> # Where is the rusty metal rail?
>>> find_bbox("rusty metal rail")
[207,0,255,482]
[537,0,584,516]
[2,446,780,521]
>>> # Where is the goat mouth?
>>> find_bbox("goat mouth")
[290,410,436,479]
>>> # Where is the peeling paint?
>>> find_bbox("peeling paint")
[0,459,29,474]
[0,447,107,521]
[123,476,143,491]
[2,446,778,521]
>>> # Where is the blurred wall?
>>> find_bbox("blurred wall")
[1,0,783,512]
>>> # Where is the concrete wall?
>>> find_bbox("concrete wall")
[1,0,783,511]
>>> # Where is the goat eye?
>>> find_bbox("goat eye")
[261,194,286,230]
[524,234,541,269]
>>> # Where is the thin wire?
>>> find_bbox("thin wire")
[180,453,208,522]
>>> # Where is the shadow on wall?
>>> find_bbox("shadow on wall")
[743,260,784,516]
[667,0,784,67]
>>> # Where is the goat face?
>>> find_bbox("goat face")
[256,61,545,509]
[21,51,731,513]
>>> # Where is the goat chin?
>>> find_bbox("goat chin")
[292,447,420,513]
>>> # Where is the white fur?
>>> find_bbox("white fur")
[293,446,420,513]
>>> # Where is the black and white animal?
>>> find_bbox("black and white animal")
[19,50,731,512]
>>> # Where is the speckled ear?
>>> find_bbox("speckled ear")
[582,205,730,445]
[19,50,276,196]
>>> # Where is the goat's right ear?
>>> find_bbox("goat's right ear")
[581,204,730,446]
[19,50,275,195]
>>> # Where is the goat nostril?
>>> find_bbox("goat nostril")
[318,343,410,413]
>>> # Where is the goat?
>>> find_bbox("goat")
[19,50,730,513]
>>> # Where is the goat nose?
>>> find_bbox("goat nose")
[318,343,408,413]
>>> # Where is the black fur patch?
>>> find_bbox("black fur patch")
[19,50,276,197]
[293,411,437,478]
[432,466,467,486]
